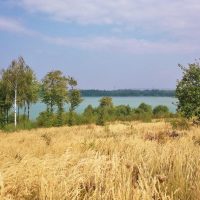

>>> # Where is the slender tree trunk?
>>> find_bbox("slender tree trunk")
[3,107,6,124]
[6,107,9,124]
[24,102,26,116]
[17,106,20,122]
[28,102,30,120]
[50,101,53,113]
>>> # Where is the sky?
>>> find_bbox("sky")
[0,0,200,89]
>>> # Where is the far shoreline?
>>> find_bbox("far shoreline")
[80,89,176,97]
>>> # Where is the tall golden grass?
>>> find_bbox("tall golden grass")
[0,121,200,200]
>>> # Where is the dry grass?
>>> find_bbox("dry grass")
[0,121,200,200]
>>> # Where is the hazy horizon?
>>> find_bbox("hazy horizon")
[0,0,200,89]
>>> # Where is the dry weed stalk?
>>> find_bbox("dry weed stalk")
[0,121,199,199]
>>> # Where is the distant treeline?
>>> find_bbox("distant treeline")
[80,89,175,97]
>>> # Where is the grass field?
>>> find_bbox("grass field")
[0,121,200,200]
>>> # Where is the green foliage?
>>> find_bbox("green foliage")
[176,61,200,120]
[96,107,106,126]
[83,105,97,124]
[99,97,113,108]
[170,118,190,130]
[41,70,68,112]
[68,111,76,126]
[133,110,152,122]
[153,105,170,118]
[0,113,6,128]
[36,111,56,127]
[68,89,83,112]
[140,113,152,123]
[134,103,153,122]
[114,105,133,121]
[138,103,153,113]
[96,97,116,125]
[0,57,39,126]
[64,111,84,126]
[0,57,184,130]
[55,110,66,127]
[23,67,39,119]
[67,77,83,125]
[2,115,37,132]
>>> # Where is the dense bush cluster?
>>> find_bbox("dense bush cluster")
[1,96,175,131]
[35,97,174,128]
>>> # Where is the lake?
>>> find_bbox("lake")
[24,97,177,120]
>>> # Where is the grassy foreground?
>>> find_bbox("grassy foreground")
[0,121,200,200]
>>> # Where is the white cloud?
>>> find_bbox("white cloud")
[13,0,200,35]
[44,35,200,54]
[0,15,199,55]
[0,16,36,35]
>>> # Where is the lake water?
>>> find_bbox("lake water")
[25,97,177,120]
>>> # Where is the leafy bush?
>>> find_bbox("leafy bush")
[153,105,170,118]
[96,108,106,126]
[36,111,56,127]
[83,105,97,124]
[0,113,6,128]
[114,105,132,120]
[134,103,153,122]
[67,112,85,126]
[2,120,37,132]
[170,118,190,130]
[138,103,153,114]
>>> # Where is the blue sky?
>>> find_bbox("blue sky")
[0,0,200,89]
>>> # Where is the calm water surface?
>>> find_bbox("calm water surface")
[25,97,177,120]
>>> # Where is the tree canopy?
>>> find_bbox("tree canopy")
[41,70,68,112]
[176,61,200,121]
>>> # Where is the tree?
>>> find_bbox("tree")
[83,105,96,123]
[2,57,39,125]
[0,79,12,126]
[176,61,200,121]
[23,67,39,119]
[41,70,68,113]
[99,97,113,108]
[1,57,27,126]
[153,105,169,118]
[67,77,83,125]
[96,97,114,126]
[68,89,82,112]
[96,107,106,126]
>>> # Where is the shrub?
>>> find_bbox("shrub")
[96,108,106,126]
[0,114,6,128]
[114,105,132,120]
[140,112,152,123]
[54,111,67,127]
[66,112,85,126]
[153,105,170,118]
[170,118,190,130]
[2,120,37,132]
[36,111,56,127]
[138,103,153,114]
[83,105,97,124]
[134,104,153,123]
